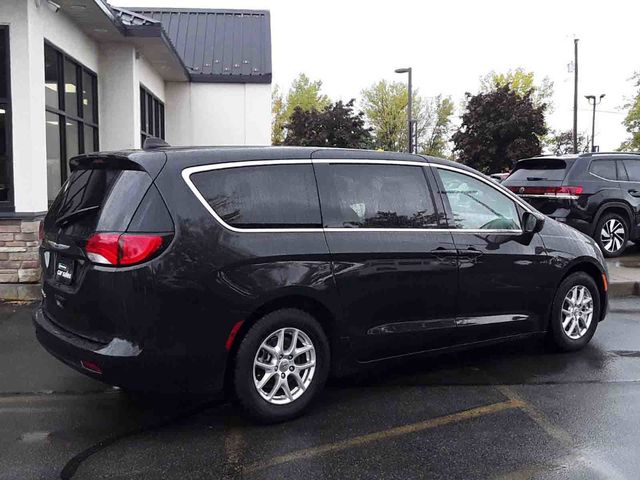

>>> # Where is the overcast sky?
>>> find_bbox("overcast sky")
[115,0,639,150]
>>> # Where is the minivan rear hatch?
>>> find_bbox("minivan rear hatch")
[41,155,173,343]
[503,157,581,213]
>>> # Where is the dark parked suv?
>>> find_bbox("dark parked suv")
[503,152,640,257]
[34,147,608,422]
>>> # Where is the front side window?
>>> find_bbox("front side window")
[191,164,321,229]
[438,168,520,230]
[316,163,438,229]
[623,160,640,182]
[44,43,98,203]
[589,160,617,181]
[140,86,164,146]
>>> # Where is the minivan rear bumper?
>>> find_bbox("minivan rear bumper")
[33,306,223,393]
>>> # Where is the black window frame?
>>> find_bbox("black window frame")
[44,41,99,190]
[140,85,165,146]
[0,26,14,211]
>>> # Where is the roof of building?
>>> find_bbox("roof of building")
[112,6,272,84]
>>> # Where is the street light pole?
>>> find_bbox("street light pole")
[585,94,605,152]
[395,67,413,153]
[573,38,579,154]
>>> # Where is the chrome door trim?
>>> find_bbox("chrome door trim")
[182,159,529,234]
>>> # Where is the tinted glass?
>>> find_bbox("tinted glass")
[191,164,321,228]
[140,88,146,132]
[0,106,8,201]
[439,169,520,230]
[0,28,7,99]
[82,71,95,122]
[507,158,569,182]
[64,60,78,117]
[318,164,437,228]
[46,112,61,202]
[44,45,60,109]
[83,125,96,154]
[65,119,79,175]
[590,160,617,180]
[623,160,640,182]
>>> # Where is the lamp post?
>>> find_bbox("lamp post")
[395,67,413,153]
[585,94,605,152]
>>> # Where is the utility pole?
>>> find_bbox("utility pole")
[585,94,605,152]
[573,39,579,154]
[395,67,413,153]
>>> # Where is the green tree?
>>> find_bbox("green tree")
[283,99,372,149]
[480,68,553,109]
[361,81,453,155]
[452,85,548,173]
[271,74,331,144]
[421,95,455,157]
[620,72,640,151]
[544,130,588,155]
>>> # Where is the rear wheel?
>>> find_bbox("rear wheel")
[548,272,600,352]
[595,212,628,257]
[233,308,330,423]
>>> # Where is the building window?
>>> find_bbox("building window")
[0,26,14,210]
[44,42,98,203]
[140,86,164,146]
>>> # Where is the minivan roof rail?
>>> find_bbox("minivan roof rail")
[143,137,171,150]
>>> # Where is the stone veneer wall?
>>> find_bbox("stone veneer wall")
[0,218,43,300]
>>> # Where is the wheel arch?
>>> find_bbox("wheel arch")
[593,201,633,235]
[554,259,607,325]
[223,292,338,393]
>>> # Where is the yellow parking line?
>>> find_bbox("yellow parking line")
[244,399,524,474]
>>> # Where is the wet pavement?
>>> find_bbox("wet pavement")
[606,245,640,297]
[1,297,640,480]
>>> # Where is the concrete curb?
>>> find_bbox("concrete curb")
[609,281,640,298]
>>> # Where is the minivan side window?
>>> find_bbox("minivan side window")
[437,168,520,230]
[590,160,617,181]
[316,163,438,229]
[191,164,321,228]
[623,160,640,182]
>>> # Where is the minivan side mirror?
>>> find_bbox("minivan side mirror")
[523,211,545,234]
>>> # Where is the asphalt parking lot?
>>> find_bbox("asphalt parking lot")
[2,296,640,480]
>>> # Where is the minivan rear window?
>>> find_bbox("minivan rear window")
[508,158,569,182]
[48,167,151,239]
[191,164,321,228]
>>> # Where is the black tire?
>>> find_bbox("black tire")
[233,308,330,423]
[548,272,600,352]
[594,212,628,258]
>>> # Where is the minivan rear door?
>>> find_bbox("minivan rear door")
[313,157,459,361]
[41,157,156,342]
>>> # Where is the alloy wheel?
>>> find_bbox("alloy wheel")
[600,218,625,253]
[253,327,316,405]
[561,285,594,340]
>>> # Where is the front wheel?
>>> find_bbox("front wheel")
[548,272,600,352]
[233,308,330,423]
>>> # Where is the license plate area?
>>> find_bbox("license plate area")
[54,258,75,285]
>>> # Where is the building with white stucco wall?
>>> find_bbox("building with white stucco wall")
[0,0,272,298]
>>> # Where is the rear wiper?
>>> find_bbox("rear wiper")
[55,205,100,227]
[526,176,547,181]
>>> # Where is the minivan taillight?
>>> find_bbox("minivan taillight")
[86,233,166,266]
[507,186,584,198]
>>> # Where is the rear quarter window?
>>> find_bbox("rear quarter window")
[190,164,321,229]
[589,160,617,180]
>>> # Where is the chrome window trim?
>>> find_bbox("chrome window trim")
[181,159,528,234]
[518,194,580,200]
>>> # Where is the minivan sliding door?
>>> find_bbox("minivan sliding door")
[313,160,458,362]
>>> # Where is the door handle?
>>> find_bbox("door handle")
[465,247,483,256]
[429,247,458,255]
[629,189,640,198]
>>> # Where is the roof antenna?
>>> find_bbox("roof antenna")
[143,137,170,150]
